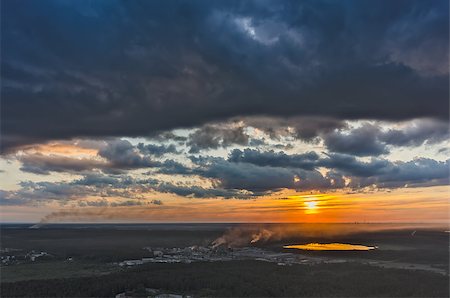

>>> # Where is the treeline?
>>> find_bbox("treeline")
[2,261,449,297]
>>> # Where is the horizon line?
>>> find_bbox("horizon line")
[1,221,449,225]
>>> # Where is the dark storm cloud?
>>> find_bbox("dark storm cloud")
[379,119,449,147]
[248,138,267,147]
[191,156,334,192]
[74,174,120,187]
[156,159,193,175]
[2,0,448,151]
[14,117,447,177]
[98,139,160,169]
[241,116,347,141]
[323,120,449,156]
[0,174,154,206]
[15,139,165,175]
[0,172,255,206]
[323,124,389,156]
[187,125,250,153]
[148,132,187,143]
[224,149,450,187]
[348,158,450,189]
[2,150,449,206]
[318,153,391,177]
[137,143,180,157]
[154,182,252,199]
[18,153,108,175]
[228,148,319,170]
[226,149,388,177]
[193,150,447,192]
[4,180,99,205]
[75,173,253,200]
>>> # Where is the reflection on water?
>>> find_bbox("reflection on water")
[284,243,377,251]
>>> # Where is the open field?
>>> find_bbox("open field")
[1,260,116,283]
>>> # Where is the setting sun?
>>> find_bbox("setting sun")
[304,201,318,214]
[305,201,317,209]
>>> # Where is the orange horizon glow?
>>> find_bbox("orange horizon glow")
[1,185,448,224]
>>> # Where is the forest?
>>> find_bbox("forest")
[2,260,449,297]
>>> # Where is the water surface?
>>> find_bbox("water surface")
[284,243,377,251]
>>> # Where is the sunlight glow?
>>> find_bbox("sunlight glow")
[304,200,318,214]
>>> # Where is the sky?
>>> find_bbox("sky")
[0,0,449,223]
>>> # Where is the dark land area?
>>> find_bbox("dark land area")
[1,223,448,297]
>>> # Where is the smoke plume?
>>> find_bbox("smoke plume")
[211,223,445,248]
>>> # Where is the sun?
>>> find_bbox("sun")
[304,201,318,214]
[305,201,317,209]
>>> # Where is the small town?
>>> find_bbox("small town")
[117,245,320,267]
[1,248,51,265]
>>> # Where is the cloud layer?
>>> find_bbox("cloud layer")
[2,0,448,151]
[2,139,449,206]
[1,1,448,218]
